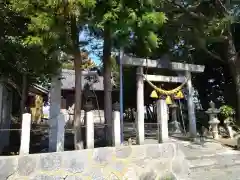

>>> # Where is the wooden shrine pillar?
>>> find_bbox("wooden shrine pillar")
[186,71,197,138]
[136,67,145,144]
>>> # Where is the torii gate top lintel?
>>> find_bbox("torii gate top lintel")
[122,55,205,73]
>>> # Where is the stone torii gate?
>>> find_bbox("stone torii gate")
[122,55,205,144]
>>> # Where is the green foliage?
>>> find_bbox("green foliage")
[62,63,74,70]
[91,0,167,56]
[0,2,61,88]
[110,56,120,87]
[220,105,235,118]
[7,0,99,88]
[62,52,96,70]
[141,12,167,27]
[9,0,96,54]
[146,0,240,63]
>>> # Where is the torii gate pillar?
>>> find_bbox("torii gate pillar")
[136,67,145,144]
[186,71,197,138]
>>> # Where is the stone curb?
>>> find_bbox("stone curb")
[188,152,240,169]
[0,143,189,179]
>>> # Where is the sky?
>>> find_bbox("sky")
[79,31,103,65]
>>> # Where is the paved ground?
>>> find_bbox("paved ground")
[123,134,240,180]
[172,137,240,180]
[218,137,237,148]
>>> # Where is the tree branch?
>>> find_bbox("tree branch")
[203,48,225,62]
[216,0,230,14]
[166,0,208,21]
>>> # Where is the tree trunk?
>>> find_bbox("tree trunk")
[71,17,84,150]
[227,33,240,123]
[73,52,83,149]
[20,74,27,118]
[229,58,240,123]
[234,69,240,123]
[103,25,113,145]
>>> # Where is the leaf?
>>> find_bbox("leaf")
[23,36,43,46]
[147,31,159,48]
[142,12,167,26]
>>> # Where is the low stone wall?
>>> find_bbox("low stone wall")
[0,143,189,180]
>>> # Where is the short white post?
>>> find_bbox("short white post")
[112,102,121,146]
[136,67,145,145]
[19,113,31,155]
[56,113,65,152]
[157,99,169,143]
[84,101,94,149]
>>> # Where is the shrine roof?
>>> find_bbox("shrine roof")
[61,69,104,91]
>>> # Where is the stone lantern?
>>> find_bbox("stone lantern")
[205,101,220,139]
[83,83,95,100]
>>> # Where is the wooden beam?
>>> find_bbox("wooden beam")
[143,74,185,83]
[122,55,205,73]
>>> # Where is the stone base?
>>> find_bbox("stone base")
[168,121,183,134]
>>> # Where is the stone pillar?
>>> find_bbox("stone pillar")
[157,99,169,143]
[224,118,233,139]
[136,67,144,145]
[185,71,197,138]
[169,103,182,134]
[19,113,31,155]
[112,102,121,146]
[49,71,62,152]
[84,101,94,149]
[56,112,65,152]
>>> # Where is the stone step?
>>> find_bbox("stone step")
[187,164,240,180]
[185,150,240,179]
[187,150,240,169]
[174,139,240,179]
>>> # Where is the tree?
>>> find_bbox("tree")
[0,2,61,116]
[90,0,167,144]
[9,0,96,149]
[156,0,240,120]
[123,1,240,120]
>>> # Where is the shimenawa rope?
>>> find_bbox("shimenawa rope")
[139,73,189,95]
